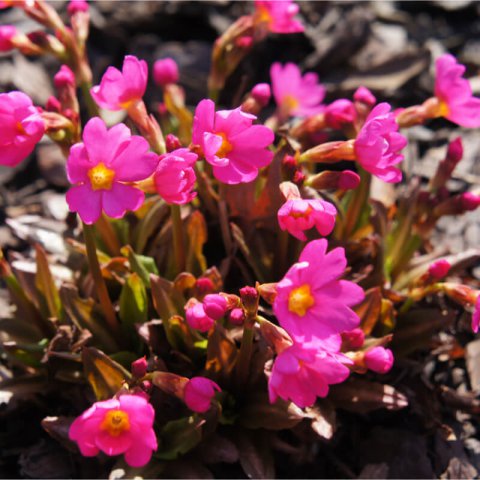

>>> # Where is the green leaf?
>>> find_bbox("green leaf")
[82,347,130,401]
[119,273,148,328]
[155,415,204,460]
[121,245,159,287]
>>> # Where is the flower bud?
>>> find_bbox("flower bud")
[447,137,463,164]
[472,296,479,333]
[54,64,75,89]
[153,58,179,87]
[353,86,376,106]
[428,259,451,280]
[240,286,259,319]
[165,133,181,152]
[194,277,215,298]
[45,96,62,113]
[324,99,356,129]
[185,302,215,332]
[341,328,365,350]
[203,294,227,320]
[461,192,480,211]
[67,0,89,15]
[307,169,360,191]
[0,25,17,52]
[364,347,394,374]
[251,83,271,107]
[339,170,360,190]
[229,307,245,325]
[184,377,221,413]
[131,356,148,378]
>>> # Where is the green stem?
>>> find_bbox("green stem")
[82,222,118,333]
[235,316,255,389]
[170,204,186,274]
[342,168,371,240]
[80,81,99,118]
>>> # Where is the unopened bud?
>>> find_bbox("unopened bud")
[353,86,376,106]
[341,328,365,350]
[184,377,221,413]
[307,169,360,191]
[131,356,148,378]
[229,307,245,325]
[447,137,463,164]
[240,285,259,319]
[195,277,215,298]
[153,58,179,87]
[203,294,228,320]
[0,25,17,52]
[45,96,62,113]
[428,259,451,280]
[300,140,356,164]
[185,300,215,332]
[364,347,394,374]
[67,0,89,15]
[251,83,271,107]
[461,192,480,211]
[54,64,75,88]
[324,99,356,129]
[165,133,181,152]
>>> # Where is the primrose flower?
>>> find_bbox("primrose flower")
[364,346,394,374]
[192,99,274,184]
[184,377,221,413]
[273,239,364,341]
[203,294,228,320]
[153,148,197,205]
[0,91,45,167]
[472,296,480,334]
[271,62,325,119]
[434,54,480,128]
[69,394,157,468]
[278,197,337,241]
[268,340,352,408]
[354,103,407,183]
[91,55,148,111]
[254,0,304,34]
[185,301,215,332]
[66,117,158,224]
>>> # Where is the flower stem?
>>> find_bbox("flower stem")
[82,222,118,333]
[80,80,99,118]
[235,316,255,389]
[170,204,186,274]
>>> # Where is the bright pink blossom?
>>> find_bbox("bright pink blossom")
[472,296,480,334]
[428,259,451,280]
[254,0,304,33]
[0,25,16,51]
[354,102,407,183]
[364,346,394,374]
[273,239,364,341]
[184,377,221,413]
[69,394,157,468]
[153,148,197,205]
[324,99,356,129]
[278,197,337,241]
[0,91,45,167]
[185,302,215,332]
[268,340,351,408]
[192,99,274,184]
[91,55,148,111]
[153,58,179,86]
[66,117,158,224]
[203,294,228,320]
[271,62,325,118]
[434,54,480,128]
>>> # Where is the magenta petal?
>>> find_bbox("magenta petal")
[95,430,132,456]
[66,184,103,224]
[124,445,154,468]
[111,137,158,181]
[66,143,93,183]
[192,99,215,145]
[102,183,144,219]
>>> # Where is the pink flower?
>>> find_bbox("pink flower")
[364,346,394,374]
[0,25,17,51]
[0,91,45,167]
[185,302,215,332]
[91,55,148,111]
[153,58,179,86]
[268,341,351,408]
[69,394,157,468]
[472,296,480,334]
[66,117,158,224]
[270,62,325,118]
[254,0,304,34]
[434,54,480,128]
[428,259,451,280]
[184,377,221,413]
[273,239,364,341]
[153,148,197,205]
[278,197,337,241]
[192,99,274,184]
[203,294,228,320]
[324,99,356,129]
[354,103,407,183]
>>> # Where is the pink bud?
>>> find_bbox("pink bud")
[428,259,451,280]
[184,377,221,413]
[67,0,89,15]
[185,302,215,332]
[472,296,480,334]
[45,96,62,113]
[153,58,179,87]
[354,86,376,106]
[54,65,75,89]
[364,347,394,374]
[0,25,17,52]
[446,137,463,164]
[229,307,245,325]
[324,99,356,129]
[338,170,360,190]
[165,133,181,152]
[461,192,480,211]
[131,356,148,378]
[251,83,271,107]
[240,286,259,316]
[203,294,227,320]
[195,277,215,297]
[341,328,365,349]
[282,154,297,170]
[236,35,253,48]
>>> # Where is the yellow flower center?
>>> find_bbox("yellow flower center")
[288,284,315,316]
[290,206,312,219]
[216,132,233,158]
[255,6,272,25]
[101,409,130,437]
[16,122,26,135]
[435,100,450,118]
[282,94,299,112]
[88,162,115,191]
